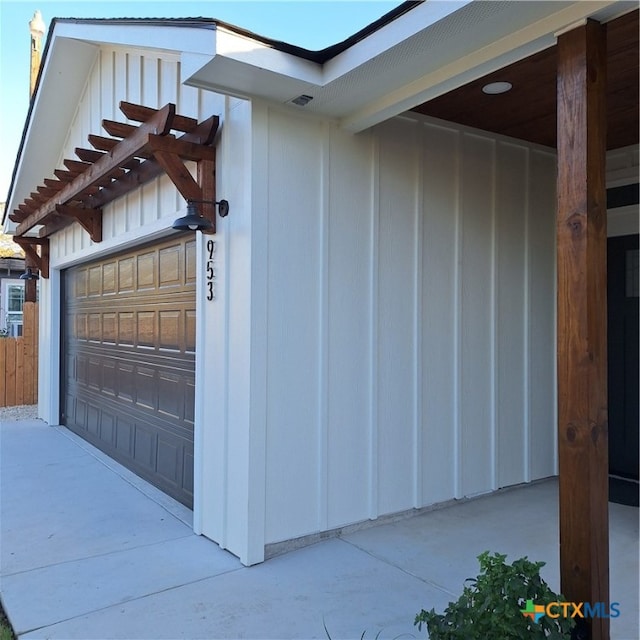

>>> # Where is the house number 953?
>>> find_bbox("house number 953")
[206,239,217,301]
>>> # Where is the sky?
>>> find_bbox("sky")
[0,0,403,208]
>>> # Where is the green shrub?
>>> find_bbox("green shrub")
[415,551,574,640]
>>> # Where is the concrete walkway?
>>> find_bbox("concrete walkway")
[1,419,638,639]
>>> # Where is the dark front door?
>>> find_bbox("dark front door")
[62,235,197,507]
[607,234,639,481]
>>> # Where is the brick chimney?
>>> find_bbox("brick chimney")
[29,10,46,98]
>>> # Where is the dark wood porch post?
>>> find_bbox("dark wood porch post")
[557,19,609,640]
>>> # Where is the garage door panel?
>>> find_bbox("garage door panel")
[65,380,194,497]
[159,244,181,288]
[136,366,157,410]
[102,262,116,293]
[137,252,156,290]
[100,412,115,445]
[116,416,134,454]
[75,269,88,297]
[186,240,196,283]
[183,450,194,492]
[186,311,196,352]
[70,347,195,416]
[88,358,101,389]
[87,404,100,436]
[116,362,135,401]
[76,355,87,387]
[63,235,196,507]
[157,437,180,483]
[76,313,87,340]
[134,426,155,468]
[88,265,102,294]
[88,314,101,341]
[118,313,135,345]
[103,361,116,395]
[137,311,155,347]
[103,313,116,343]
[76,398,87,426]
[159,311,181,350]
[185,381,195,423]
[66,395,76,425]
[118,258,135,292]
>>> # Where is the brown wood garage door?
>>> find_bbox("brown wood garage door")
[62,235,196,507]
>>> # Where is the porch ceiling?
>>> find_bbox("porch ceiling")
[412,9,639,151]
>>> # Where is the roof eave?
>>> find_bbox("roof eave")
[6,0,636,230]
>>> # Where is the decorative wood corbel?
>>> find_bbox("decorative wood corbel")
[55,205,103,243]
[14,237,50,279]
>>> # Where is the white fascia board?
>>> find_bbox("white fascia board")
[53,21,216,57]
[182,6,465,103]
[215,27,322,84]
[6,35,99,232]
[341,0,623,132]
[182,26,322,102]
[183,54,317,104]
[323,0,472,83]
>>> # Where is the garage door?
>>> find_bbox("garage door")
[62,235,197,507]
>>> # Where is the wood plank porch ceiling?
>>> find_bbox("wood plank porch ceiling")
[11,101,219,245]
[413,9,639,151]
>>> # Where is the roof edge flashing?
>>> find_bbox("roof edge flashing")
[53,19,217,56]
[215,27,323,85]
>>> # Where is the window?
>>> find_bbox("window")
[7,284,25,312]
[5,284,25,336]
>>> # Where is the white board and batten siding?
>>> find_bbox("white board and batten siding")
[37,42,559,564]
[51,45,225,259]
[37,45,243,453]
[37,43,262,562]
[254,105,557,547]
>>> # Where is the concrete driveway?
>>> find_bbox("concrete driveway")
[1,418,638,639]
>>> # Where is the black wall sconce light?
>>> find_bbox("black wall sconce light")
[172,199,229,232]
[20,267,39,280]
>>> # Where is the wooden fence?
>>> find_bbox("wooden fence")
[0,302,38,407]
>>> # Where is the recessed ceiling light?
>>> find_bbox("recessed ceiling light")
[482,81,512,95]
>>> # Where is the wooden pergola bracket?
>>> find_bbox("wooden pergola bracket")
[56,205,103,243]
[12,101,219,245]
[13,237,50,279]
[153,150,203,202]
[153,149,216,234]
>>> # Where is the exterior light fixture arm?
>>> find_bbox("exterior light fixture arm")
[188,198,229,218]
